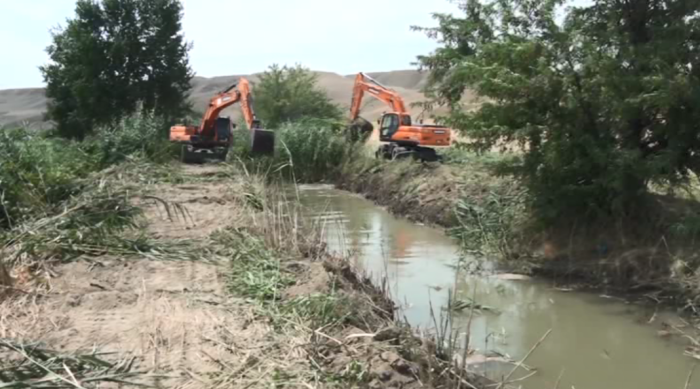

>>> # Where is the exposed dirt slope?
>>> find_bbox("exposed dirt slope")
[0,163,490,388]
[338,159,463,227]
[0,165,309,388]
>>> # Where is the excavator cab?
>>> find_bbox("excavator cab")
[349,72,451,162]
[171,77,275,163]
[379,113,400,141]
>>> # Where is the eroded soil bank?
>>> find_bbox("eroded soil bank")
[298,185,700,389]
[0,163,489,388]
[337,156,700,313]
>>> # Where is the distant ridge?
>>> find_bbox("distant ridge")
[0,69,477,129]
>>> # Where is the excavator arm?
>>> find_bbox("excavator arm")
[236,78,262,130]
[171,76,275,162]
[199,83,242,136]
[199,77,262,134]
[347,72,451,162]
[349,72,408,120]
[235,77,275,154]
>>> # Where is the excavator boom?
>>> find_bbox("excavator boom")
[348,72,451,162]
[170,76,274,163]
[236,78,262,130]
[199,82,242,137]
[350,73,407,120]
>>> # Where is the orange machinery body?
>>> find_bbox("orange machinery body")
[350,72,452,149]
[170,77,272,162]
[376,112,451,147]
[170,84,248,147]
[169,125,196,142]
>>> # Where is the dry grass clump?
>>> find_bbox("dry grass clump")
[0,339,147,388]
[1,161,191,272]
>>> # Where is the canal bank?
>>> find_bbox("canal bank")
[299,184,699,389]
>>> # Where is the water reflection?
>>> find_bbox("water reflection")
[298,185,697,389]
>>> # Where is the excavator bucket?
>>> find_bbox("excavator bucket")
[250,128,275,155]
[348,117,374,143]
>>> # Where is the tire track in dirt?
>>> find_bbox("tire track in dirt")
[0,164,308,388]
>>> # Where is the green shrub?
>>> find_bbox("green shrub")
[452,185,530,258]
[0,112,178,229]
[231,120,356,183]
[417,0,700,222]
[276,121,352,182]
[254,64,342,128]
[87,110,177,165]
[0,129,94,227]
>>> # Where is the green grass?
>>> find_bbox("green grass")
[2,161,192,267]
[230,120,362,183]
[0,112,178,230]
[282,293,355,329]
[451,180,530,258]
[0,129,96,228]
[0,338,146,388]
[215,228,295,301]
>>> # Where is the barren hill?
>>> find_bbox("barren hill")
[0,69,475,129]
[179,70,433,124]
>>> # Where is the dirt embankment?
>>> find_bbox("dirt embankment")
[337,154,700,312]
[0,163,490,388]
[337,159,464,228]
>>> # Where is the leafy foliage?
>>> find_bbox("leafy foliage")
[87,110,178,165]
[0,113,178,229]
[41,0,193,139]
[231,120,356,182]
[453,185,529,258]
[415,0,700,221]
[0,129,94,228]
[253,65,342,128]
[276,120,354,182]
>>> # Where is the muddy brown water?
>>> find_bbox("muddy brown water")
[297,185,699,389]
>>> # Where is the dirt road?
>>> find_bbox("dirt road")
[0,164,310,388]
[0,163,489,389]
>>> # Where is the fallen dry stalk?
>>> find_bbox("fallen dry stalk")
[495,328,552,389]
[0,338,149,388]
[553,368,565,389]
[685,364,696,389]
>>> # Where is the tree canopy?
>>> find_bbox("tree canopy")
[416,0,700,220]
[253,65,342,128]
[41,0,193,139]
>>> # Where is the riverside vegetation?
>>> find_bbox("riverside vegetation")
[5,0,700,386]
[0,115,495,388]
[3,80,700,388]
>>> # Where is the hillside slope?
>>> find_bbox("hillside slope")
[0,69,476,129]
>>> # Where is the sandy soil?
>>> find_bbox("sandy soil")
[0,163,491,389]
[0,164,308,388]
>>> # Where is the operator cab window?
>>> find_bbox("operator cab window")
[380,114,399,138]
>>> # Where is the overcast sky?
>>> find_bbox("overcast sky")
[0,0,464,89]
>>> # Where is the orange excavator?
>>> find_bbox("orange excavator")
[349,72,452,162]
[170,77,274,163]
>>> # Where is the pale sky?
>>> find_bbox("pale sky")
[0,0,462,89]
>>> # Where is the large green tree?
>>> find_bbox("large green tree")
[41,0,193,139]
[416,0,700,220]
[253,65,342,128]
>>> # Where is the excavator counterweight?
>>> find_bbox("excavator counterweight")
[348,72,452,162]
[170,77,274,163]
